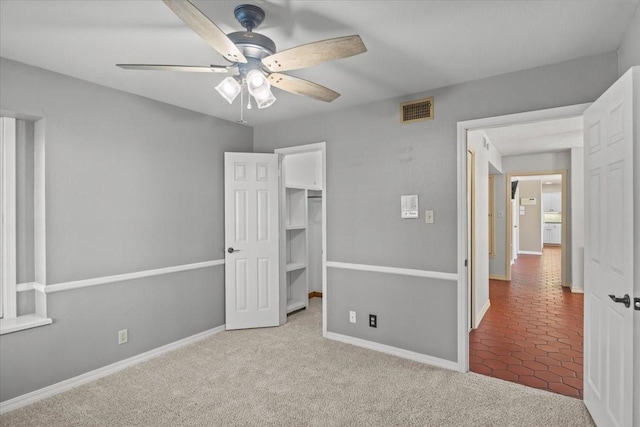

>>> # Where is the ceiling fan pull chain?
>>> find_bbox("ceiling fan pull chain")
[239,83,245,123]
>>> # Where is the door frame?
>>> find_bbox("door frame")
[456,103,591,372]
[274,142,327,335]
[505,170,567,284]
[467,146,476,330]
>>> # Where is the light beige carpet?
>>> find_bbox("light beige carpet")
[1,298,594,426]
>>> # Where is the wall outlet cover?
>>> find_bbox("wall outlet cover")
[369,314,377,328]
[118,329,128,345]
[349,311,356,324]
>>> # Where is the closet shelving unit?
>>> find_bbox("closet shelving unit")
[284,186,309,313]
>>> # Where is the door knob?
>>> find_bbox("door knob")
[634,298,640,311]
[227,247,240,254]
[608,294,631,308]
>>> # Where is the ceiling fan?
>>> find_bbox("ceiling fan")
[117,0,367,111]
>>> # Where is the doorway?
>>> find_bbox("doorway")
[470,169,585,398]
[456,103,590,389]
[274,142,327,335]
[506,172,567,285]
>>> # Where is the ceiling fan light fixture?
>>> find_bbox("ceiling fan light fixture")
[254,90,276,109]
[215,76,242,104]
[246,70,269,96]
[246,69,276,109]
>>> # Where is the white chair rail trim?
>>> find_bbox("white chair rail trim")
[326,261,458,282]
[25,259,226,294]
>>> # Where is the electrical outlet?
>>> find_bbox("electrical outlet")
[369,314,377,328]
[349,311,356,323]
[118,329,128,345]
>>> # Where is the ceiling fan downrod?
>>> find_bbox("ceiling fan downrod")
[233,4,265,32]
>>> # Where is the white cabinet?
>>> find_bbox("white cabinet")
[544,223,562,244]
[284,187,308,313]
[543,192,561,212]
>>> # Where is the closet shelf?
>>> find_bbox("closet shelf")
[287,299,307,313]
[285,224,306,230]
[286,262,306,272]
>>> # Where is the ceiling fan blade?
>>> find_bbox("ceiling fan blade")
[262,35,366,72]
[163,0,247,64]
[268,73,340,103]
[117,64,229,73]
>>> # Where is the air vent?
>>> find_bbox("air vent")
[401,97,434,124]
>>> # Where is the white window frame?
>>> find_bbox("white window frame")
[1,117,17,319]
[0,116,51,334]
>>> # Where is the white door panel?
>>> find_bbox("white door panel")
[225,153,281,330]
[583,67,636,427]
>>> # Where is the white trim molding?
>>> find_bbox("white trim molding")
[475,300,491,327]
[1,117,17,319]
[45,259,225,294]
[327,261,458,282]
[518,250,543,256]
[0,314,52,335]
[326,332,459,371]
[0,324,226,414]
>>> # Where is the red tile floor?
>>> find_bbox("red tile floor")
[469,246,584,398]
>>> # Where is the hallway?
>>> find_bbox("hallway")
[469,247,584,398]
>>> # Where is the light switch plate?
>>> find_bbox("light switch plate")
[425,210,434,224]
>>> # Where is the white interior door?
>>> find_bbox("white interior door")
[511,200,516,262]
[583,67,636,427]
[224,153,281,330]
[467,147,474,330]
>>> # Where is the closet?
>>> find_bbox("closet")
[278,146,324,314]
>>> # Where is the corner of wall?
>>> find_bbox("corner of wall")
[618,4,640,76]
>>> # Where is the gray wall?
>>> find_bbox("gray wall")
[16,119,35,284]
[327,269,457,360]
[0,58,252,402]
[618,6,640,76]
[489,151,572,278]
[254,52,618,362]
[517,180,542,253]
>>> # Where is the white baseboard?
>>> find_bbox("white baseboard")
[518,251,543,255]
[325,331,459,372]
[0,325,226,414]
[571,287,584,294]
[475,300,491,327]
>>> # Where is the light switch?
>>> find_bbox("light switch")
[425,210,434,224]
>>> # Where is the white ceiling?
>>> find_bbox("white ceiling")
[483,115,584,157]
[1,1,638,126]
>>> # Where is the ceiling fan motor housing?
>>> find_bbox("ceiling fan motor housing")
[227,31,276,78]
[234,4,266,31]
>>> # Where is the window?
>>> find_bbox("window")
[0,116,51,334]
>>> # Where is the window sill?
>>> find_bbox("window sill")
[0,314,52,335]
